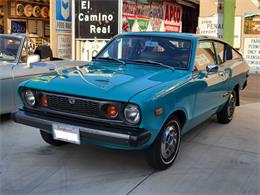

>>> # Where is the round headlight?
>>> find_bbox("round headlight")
[24,90,36,107]
[124,104,140,124]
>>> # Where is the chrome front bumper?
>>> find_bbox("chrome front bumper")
[12,110,151,147]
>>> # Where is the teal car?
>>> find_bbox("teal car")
[13,32,249,170]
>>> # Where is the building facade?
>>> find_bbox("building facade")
[75,0,200,61]
[1,0,259,74]
[199,0,260,73]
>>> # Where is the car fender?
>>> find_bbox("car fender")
[129,74,195,144]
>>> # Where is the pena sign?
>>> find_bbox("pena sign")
[75,0,118,39]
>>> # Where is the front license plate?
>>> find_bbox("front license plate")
[52,123,80,144]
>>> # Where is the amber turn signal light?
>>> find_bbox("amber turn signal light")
[155,107,163,116]
[106,105,118,118]
[40,94,48,106]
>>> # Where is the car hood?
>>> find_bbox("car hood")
[24,62,190,102]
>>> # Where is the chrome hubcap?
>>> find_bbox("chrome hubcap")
[161,125,178,160]
[228,93,236,118]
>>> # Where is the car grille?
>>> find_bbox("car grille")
[46,94,99,117]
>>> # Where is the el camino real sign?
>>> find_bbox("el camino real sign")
[75,0,118,39]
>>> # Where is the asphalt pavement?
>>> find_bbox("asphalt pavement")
[0,75,260,195]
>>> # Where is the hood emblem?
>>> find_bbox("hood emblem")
[68,98,76,105]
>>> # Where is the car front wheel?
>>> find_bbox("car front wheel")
[40,130,67,146]
[217,90,237,124]
[145,115,181,170]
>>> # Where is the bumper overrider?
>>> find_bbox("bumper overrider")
[12,109,151,147]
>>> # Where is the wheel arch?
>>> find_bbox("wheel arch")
[167,109,186,129]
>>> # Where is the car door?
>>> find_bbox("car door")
[213,41,232,102]
[0,35,23,114]
[0,62,15,114]
[221,44,245,93]
[191,40,228,123]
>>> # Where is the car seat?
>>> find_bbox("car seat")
[34,45,53,61]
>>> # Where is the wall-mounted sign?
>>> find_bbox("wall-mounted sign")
[198,14,242,48]
[56,0,72,32]
[75,0,118,39]
[57,35,72,59]
[11,20,26,33]
[244,13,260,34]
[163,2,182,32]
[243,38,260,72]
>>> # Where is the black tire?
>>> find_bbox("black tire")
[217,90,237,124]
[145,115,181,170]
[40,130,67,146]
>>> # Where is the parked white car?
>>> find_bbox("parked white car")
[0,34,86,114]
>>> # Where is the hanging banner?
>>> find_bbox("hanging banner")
[75,0,118,39]
[56,0,72,32]
[122,0,136,32]
[163,2,182,32]
[136,17,151,31]
[198,14,242,48]
[150,4,163,31]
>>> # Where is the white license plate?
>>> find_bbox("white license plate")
[52,123,80,144]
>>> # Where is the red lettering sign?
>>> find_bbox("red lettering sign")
[163,2,182,32]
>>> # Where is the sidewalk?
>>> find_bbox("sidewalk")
[1,102,259,194]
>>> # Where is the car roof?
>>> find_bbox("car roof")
[121,32,226,43]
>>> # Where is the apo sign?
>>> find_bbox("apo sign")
[163,2,182,32]
[75,0,118,39]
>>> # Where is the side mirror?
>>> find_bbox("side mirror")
[206,64,218,73]
[27,54,40,68]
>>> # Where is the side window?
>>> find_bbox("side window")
[232,49,242,60]
[224,44,242,61]
[214,42,225,64]
[195,41,216,71]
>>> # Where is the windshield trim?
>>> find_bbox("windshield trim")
[95,34,193,71]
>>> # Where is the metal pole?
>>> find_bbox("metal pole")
[223,0,236,46]
[118,0,123,34]
[72,0,76,60]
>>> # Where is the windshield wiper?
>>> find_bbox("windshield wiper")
[93,57,125,65]
[131,59,175,71]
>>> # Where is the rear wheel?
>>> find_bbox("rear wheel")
[217,90,236,124]
[145,116,181,170]
[40,130,67,146]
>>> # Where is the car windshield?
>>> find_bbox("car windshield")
[0,36,21,62]
[96,35,192,69]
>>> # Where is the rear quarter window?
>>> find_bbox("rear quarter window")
[195,41,216,71]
